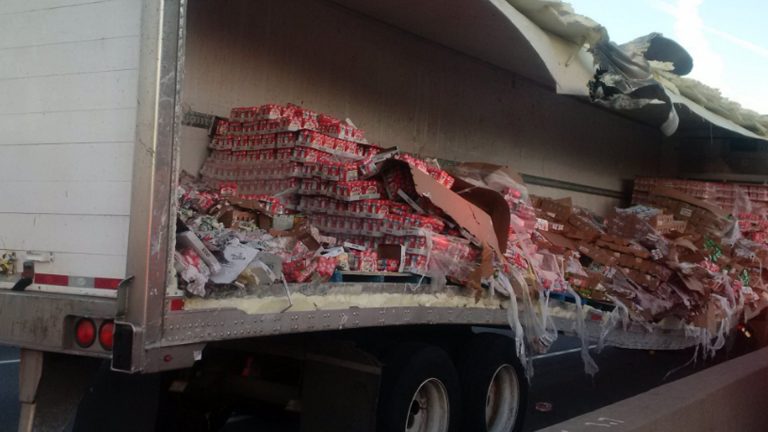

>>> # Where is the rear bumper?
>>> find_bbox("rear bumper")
[0,290,116,357]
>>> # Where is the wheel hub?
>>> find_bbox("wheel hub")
[405,378,450,432]
[485,364,520,432]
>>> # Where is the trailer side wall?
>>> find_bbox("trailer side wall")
[0,0,141,279]
[180,0,668,214]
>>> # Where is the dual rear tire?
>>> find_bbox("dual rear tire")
[458,334,527,432]
[377,344,458,432]
[377,335,526,432]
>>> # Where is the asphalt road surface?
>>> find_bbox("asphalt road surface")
[0,346,19,431]
[0,339,737,432]
[523,342,706,430]
[217,336,730,431]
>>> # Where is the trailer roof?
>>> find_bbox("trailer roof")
[332,0,767,142]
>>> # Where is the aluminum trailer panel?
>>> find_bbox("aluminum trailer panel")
[0,0,141,282]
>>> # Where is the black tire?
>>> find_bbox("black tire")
[377,343,461,432]
[457,334,527,432]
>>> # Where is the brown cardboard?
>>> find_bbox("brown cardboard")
[651,186,730,219]
[568,213,603,240]
[618,253,645,269]
[599,233,633,246]
[230,197,295,230]
[444,161,524,187]
[645,190,732,234]
[467,244,494,295]
[257,213,272,230]
[644,262,673,281]
[219,208,256,228]
[535,197,572,222]
[568,271,604,291]
[450,175,510,255]
[377,244,406,272]
[540,231,578,251]
[675,247,706,263]
[539,218,566,233]
[270,221,322,252]
[563,225,597,241]
[656,219,687,234]
[577,242,619,266]
[650,213,675,226]
[257,213,295,230]
[229,197,271,214]
[399,161,502,258]
[596,239,651,259]
[605,211,656,241]
[620,267,661,290]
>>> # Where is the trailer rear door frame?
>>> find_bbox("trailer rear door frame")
[116,0,186,373]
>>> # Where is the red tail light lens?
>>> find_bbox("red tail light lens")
[75,319,96,348]
[99,321,114,351]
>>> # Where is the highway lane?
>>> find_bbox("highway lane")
[0,346,19,432]
[0,338,741,432]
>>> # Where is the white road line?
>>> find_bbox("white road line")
[0,359,20,366]
[533,345,598,360]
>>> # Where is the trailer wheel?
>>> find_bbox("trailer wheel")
[458,334,527,432]
[377,343,460,432]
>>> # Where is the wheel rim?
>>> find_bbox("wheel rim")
[485,364,520,432]
[405,378,450,432]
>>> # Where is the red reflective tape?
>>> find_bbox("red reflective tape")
[93,278,121,290]
[33,273,120,289]
[169,298,185,311]
[34,273,69,286]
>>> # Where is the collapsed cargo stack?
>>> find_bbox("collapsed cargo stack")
[175,102,768,358]
[528,183,768,344]
[179,103,504,295]
[635,177,768,244]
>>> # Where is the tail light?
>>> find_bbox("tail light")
[71,317,114,351]
[74,318,97,348]
[99,321,114,351]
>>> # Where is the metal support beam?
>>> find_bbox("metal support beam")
[521,173,628,200]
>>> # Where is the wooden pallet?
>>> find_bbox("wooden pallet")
[332,271,430,284]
